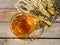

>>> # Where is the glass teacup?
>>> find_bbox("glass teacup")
[10,12,42,38]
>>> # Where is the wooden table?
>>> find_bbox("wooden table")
[0,0,60,45]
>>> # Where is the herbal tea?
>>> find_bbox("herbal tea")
[10,13,35,37]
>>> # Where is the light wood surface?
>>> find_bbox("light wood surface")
[0,23,60,37]
[0,0,60,45]
[0,9,60,22]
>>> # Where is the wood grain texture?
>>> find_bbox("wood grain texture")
[0,0,60,45]
[0,0,60,38]
[0,0,60,22]
[0,9,18,22]
[0,9,60,22]
[0,23,60,37]
[0,39,60,45]
[0,0,17,8]
[6,39,60,45]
